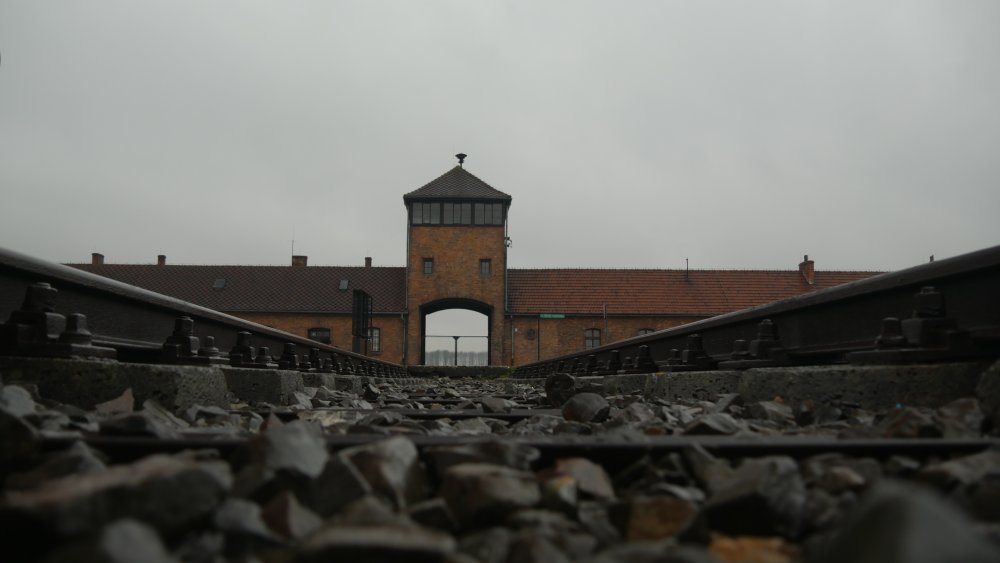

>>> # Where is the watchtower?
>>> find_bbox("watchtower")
[403,155,512,365]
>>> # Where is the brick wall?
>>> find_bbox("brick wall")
[231,312,406,364]
[406,224,507,364]
[504,315,704,365]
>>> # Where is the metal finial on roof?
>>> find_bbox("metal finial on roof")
[456,153,467,167]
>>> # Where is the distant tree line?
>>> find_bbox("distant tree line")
[425,349,489,366]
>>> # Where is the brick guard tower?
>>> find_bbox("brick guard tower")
[403,155,511,365]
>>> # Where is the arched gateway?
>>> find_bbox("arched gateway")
[403,157,511,366]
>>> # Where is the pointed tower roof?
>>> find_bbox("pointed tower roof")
[403,166,512,202]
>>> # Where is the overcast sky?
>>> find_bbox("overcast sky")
[2,1,998,279]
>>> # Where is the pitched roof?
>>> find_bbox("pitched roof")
[403,166,512,202]
[68,264,406,313]
[507,268,880,316]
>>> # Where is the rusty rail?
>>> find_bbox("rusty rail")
[0,246,406,376]
[514,244,1000,377]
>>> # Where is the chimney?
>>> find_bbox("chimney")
[291,255,308,267]
[799,254,815,285]
[91,253,104,265]
[157,254,166,266]
[365,256,372,268]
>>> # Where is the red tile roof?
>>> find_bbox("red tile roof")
[69,264,406,313]
[507,268,879,316]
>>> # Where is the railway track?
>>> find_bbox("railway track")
[2,245,1000,562]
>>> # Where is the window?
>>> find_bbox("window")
[474,203,485,224]
[369,327,381,352]
[443,203,454,224]
[459,203,472,224]
[480,259,492,276]
[638,328,655,336]
[411,202,440,225]
[584,328,601,349]
[423,258,434,275]
[307,327,331,344]
[212,278,227,290]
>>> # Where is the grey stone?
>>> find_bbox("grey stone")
[541,475,579,514]
[937,397,985,438]
[1,384,38,416]
[562,393,610,423]
[705,455,807,538]
[506,530,572,563]
[251,419,329,479]
[99,411,182,439]
[424,439,540,480]
[454,417,493,434]
[261,490,322,540]
[577,500,622,546]
[408,497,459,532]
[341,435,428,509]
[214,498,282,552]
[94,387,134,415]
[682,444,734,494]
[0,405,40,465]
[481,396,514,413]
[811,480,1000,563]
[331,495,412,527]
[300,452,372,517]
[297,524,456,563]
[746,400,794,424]
[954,471,1000,522]
[2,453,232,537]
[547,457,615,500]
[441,462,541,528]
[458,527,512,563]
[614,402,658,423]
[682,412,744,435]
[917,448,1000,490]
[879,406,942,438]
[6,440,107,490]
[42,518,176,563]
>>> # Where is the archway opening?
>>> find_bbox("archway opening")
[421,301,490,366]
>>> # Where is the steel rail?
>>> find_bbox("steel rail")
[514,244,1000,377]
[0,246,405,376]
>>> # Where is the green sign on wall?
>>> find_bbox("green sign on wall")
[539,313,565,319]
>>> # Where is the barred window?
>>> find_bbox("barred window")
[480,259,491,276]
[307,327,331,344]
[369,327,381,353]
[584,328,601,349]
[423,258,434,275]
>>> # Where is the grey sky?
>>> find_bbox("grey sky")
[2,1,998,281]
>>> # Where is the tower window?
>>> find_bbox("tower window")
[411,202,440,225]
[473,203,504,225]
[307,327,331,344]
[369,327,381,353]
[423,258,434,275]
[480,259,491,276]
[584,328,601,349]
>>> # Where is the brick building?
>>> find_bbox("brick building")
[73,159,878,366]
